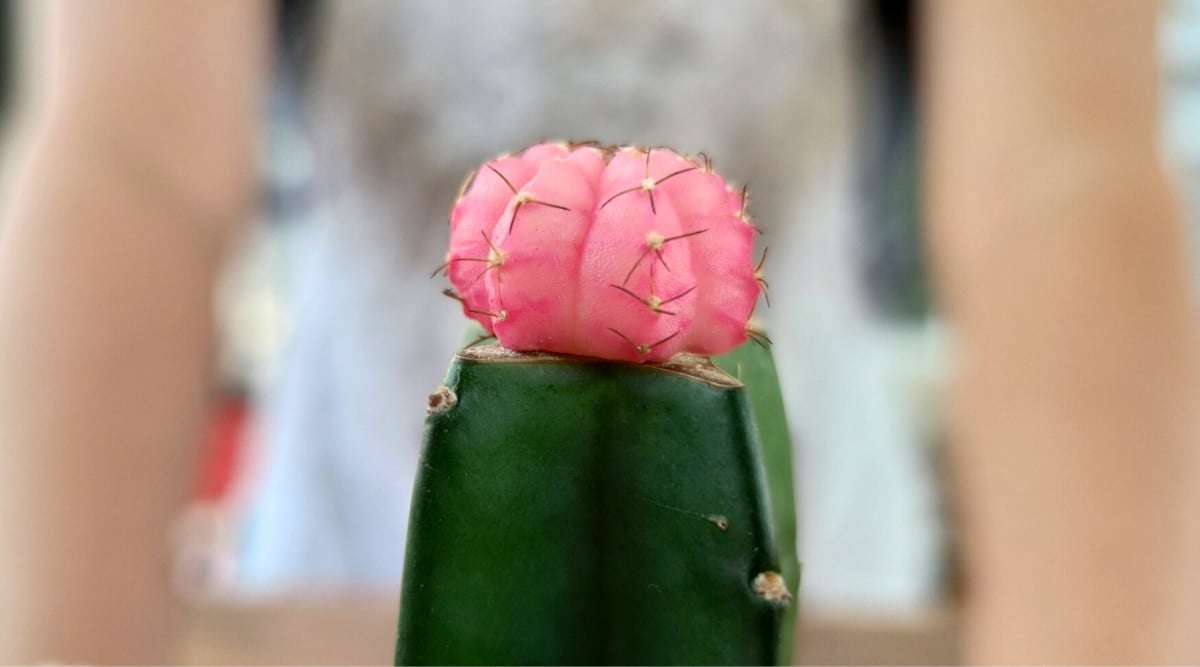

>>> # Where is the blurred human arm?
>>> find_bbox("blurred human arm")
[923,0,1200,662]
[0,1,270,663]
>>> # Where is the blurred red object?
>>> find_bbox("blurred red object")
[194,391,249,504]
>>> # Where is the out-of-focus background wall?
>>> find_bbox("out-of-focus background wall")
[2,0,1200,664]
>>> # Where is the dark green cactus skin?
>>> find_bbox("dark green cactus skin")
[713,344,801,665]
[396,345,792,665]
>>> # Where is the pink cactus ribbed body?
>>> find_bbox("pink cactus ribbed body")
[444,142,763,363]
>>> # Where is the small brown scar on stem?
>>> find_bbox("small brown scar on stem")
[752,571,791,607]
[426,385,457,415]
[636,493,731,531]
[705,514,730,531]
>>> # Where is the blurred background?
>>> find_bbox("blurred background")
[2,0,1200,664]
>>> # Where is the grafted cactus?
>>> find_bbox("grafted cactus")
[400,144,795,665]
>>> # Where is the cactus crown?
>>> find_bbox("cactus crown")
[438,142,766,363]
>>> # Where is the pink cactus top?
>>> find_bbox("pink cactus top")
[443,143,766,362]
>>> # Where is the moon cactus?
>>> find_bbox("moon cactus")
[400,143,795,665]
[440,143,767,362]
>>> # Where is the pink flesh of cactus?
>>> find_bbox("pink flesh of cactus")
[444,142,763,363]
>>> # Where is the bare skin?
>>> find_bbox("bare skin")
[1,0,1197,663]
[924,0,1200,662]
[0,2,269,663]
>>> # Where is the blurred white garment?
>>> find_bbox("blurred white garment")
[1162,0,1200,296]
[238,0,945,611]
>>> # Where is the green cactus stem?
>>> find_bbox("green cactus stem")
[396,344,793,665]
[713,343,800,664]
